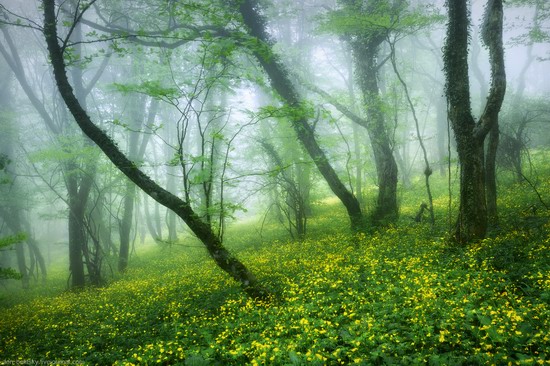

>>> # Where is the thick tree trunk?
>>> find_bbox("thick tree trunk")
[14,238,29,289]
[238,0,363,230]
[444,0,487,242]
[455,138,488,241]
[43,0,266,298]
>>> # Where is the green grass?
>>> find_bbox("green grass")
[1,160,549,365]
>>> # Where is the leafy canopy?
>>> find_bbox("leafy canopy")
[316,1,444,37]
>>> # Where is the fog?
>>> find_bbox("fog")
[0,0,548,293]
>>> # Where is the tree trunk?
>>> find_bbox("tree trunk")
[143,193,162,242]
[118,93,144,272]
[353,41,398,223]
[118,180,135,272]
[455,138,488,241]
[14,237,29,289]
[67,14,101,286]
[22,217,47,283]
[43,0,266,298]
[165,157,179,244]
[1,17,103,288]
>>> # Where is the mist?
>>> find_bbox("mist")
[1,0,549,364]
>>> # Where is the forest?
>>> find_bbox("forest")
[0,0,549,364]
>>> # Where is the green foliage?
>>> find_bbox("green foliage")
[506,0,550,55]
[0,233,26,248]
[0,153,10,171]
[0,153,11,185]
[0,233,25,281]
[258,101,315,122]
[112,81,180,100]
[316,1,444,36]
[1,201,549,364]
[0,268,22,281]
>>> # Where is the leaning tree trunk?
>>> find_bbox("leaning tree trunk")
[43,0,266,298]
[238,0,363,230]
[443,0,506,243]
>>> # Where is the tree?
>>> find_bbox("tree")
[0,63,48,287]
[259,138,309,239]
[115,56,158,272]
[1,3,113,287]
[335,0,401,224]
[42,0,266,298]
[237,0,364,230]
[443,0,506,242]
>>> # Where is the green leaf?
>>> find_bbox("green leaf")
[0,233,27,248]
[476,313,492,326]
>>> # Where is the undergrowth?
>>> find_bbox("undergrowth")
[0,160,549,365]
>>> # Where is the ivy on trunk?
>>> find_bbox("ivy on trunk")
[443,0,506,243]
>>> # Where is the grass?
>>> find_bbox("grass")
[0,160,549,365]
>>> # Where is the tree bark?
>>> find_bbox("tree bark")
[43,0,266,298]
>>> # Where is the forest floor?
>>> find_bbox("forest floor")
[1,158,550,365]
